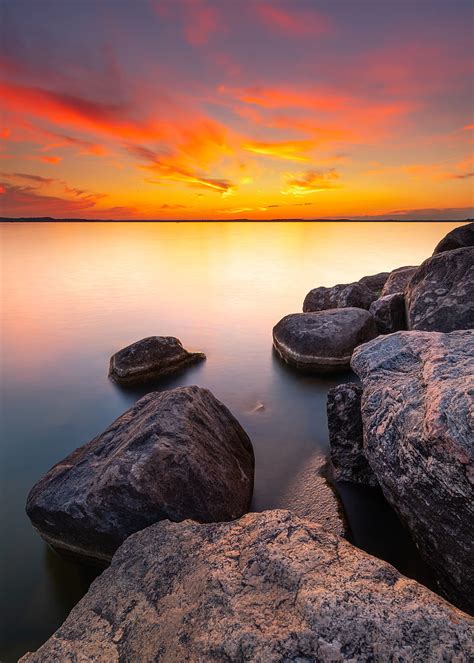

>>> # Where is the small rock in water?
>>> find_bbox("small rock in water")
[20,511,474,663]
[369,292,407,335]
[273,308,378,373]
[381,266,418,296]
[26,386,254,565]
[109,335,205,386]
[327,383,378,487]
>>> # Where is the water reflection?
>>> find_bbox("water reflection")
[0,221,461,661]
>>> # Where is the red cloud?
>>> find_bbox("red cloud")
[256,2,331,36]
[184,0,220,46]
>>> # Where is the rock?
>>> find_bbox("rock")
[303,281,376,312]
[406,247,474,332]
[351,330,474,612]
[26,386,254,565]
[273,308,378,373]
[327,383,378,486]
[109,336,205,385]
[20,511,474,663]
[276,453,348,536]
[433,222,474,255]
[358,271,390,295]
[381,266,417,296]
[369,292,407,335]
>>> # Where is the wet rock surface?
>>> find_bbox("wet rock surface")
[109,336,205,386]
[381,266,417,296]
[406,247,474,332]
[273,308,378,373]
[352,330,474,612]
[369,292,407,335]
[26,386,254,565]
[433,222,474,255]
[303,281,377,312]
[276,453,348,536]
[327,383,378,487]
[20,510,474,663]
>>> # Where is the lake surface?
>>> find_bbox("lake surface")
[0,220,461,661]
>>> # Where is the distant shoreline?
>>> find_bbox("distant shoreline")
[1,218,473,224]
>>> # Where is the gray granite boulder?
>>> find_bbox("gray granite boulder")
[381,266,417,296]
[109,336,205,385]
[26,386,254,565]
[433,222,474,255]
[369,292,407,335]
[327,383,378,486]
[358,271,390,294]
[20,511,473,663]
[303,281,376,312]
[273,308,378,373]
[276,453,348,536]
[352,331,474,613]
[406,247,474,332]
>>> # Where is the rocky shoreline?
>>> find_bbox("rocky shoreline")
[22,222,474,661]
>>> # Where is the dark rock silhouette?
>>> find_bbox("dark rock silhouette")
[303,281,377,312]
[381,266,417,296]
[369,292,407,334]
[433,222,474,254]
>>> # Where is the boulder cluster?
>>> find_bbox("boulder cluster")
[22,223,473,661]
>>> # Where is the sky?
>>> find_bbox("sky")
[0,0,473,220]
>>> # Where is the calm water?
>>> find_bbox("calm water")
[0,220,461,661]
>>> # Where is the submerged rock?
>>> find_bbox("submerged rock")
[352,330,474,612]
[381,266,417,296]
[327,383,378,487]
[26,386,254,565]
[406,247,474,332]
[303,281,376,312]
[369,292,407,335]
[276,453,348,536]
[20,511,474,663]
[109,336,205,385]
[358,271,390,295]
[273,308,378,373]
[433,222,474,255]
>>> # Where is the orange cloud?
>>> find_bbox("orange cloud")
[243,139,313,161]
[35,155,62,164]
[281,169,340,195]
[219,85,346,112]
[0,128,11,139]
[256,2,331,36]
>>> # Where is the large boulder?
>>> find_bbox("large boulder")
[273,308,378,373]
[20,511,473,663]
[369,292,407,335]
[433,222,474,255]
[276,453,348,536]
[303,281,376,312]
[109,336,205,386]
[327,383,378,486]
[26,386,254,565]
[358,271,390,294]
[352,331,474,612]
[381,266,417,296]
[406,247,474,332]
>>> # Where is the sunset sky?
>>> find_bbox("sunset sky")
[0,0,473,220]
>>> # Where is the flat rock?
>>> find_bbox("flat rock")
[109,336,205,385]
[433,222,474,255]
[303,281,377,312]
[381,266,417,296]
[327,383,378,486]
[406,247,474,332]
[20,511,474,663]
[352,331,474,612]
[26,386,254,565]
[358,271,390,295]
[273,308,378,373]
[276,453,348,536]
[369,292,407,335]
